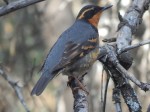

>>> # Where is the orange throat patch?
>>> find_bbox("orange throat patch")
[88,12,101,28]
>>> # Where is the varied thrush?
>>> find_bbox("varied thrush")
[31,5,112,96]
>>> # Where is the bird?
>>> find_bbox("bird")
[31,4,112,96]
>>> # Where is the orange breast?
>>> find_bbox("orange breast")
[88,12,101,28]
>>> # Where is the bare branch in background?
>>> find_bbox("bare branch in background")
[0,66,30,112]
[0,0,45,17]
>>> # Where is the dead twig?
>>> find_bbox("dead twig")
[118,39,150,54]
[103,45,150,92]
[0,67,30,112]
[116,63,150,91]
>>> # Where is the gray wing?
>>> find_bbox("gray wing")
[52,21,99,72]
[31,33,68,95]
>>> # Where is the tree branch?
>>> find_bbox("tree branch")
[116,0,150,51]
[69,76,88,112]
[100,45,150,91]
[0,0,45,17]
[116,63,150,91]
[0,66,30,112]
[118,39,150,54]
[99,46,142,112]
[112,88,122,112]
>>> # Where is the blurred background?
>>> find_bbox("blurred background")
[0,0,150,112]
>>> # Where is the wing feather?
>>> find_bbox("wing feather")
[31,20,99,95]
[52,37,98,72]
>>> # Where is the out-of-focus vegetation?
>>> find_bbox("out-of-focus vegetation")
[0,0,149,112]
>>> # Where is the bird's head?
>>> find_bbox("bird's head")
[76,5,112,27]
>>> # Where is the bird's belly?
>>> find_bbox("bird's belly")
[62,48,99,77]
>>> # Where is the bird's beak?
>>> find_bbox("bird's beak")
[101,5,113,11]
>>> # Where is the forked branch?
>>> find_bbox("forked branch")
[0,66,30,112]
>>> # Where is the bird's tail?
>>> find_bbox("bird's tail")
[31,73,55,96]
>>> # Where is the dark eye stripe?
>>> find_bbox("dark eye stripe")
[77,7,94,19]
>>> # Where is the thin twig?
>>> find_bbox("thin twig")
[116,63,150,91]
[105,44,150,91]
[0,67,30,112]
[100,67,104,106]
[118,39,150,54]
[0,0,45,17]
[103,66,110,112]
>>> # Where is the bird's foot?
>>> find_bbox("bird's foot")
[67,76,74,86]
[67,76,89,95]
[72,86,89,95]
[102,37,116,43]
